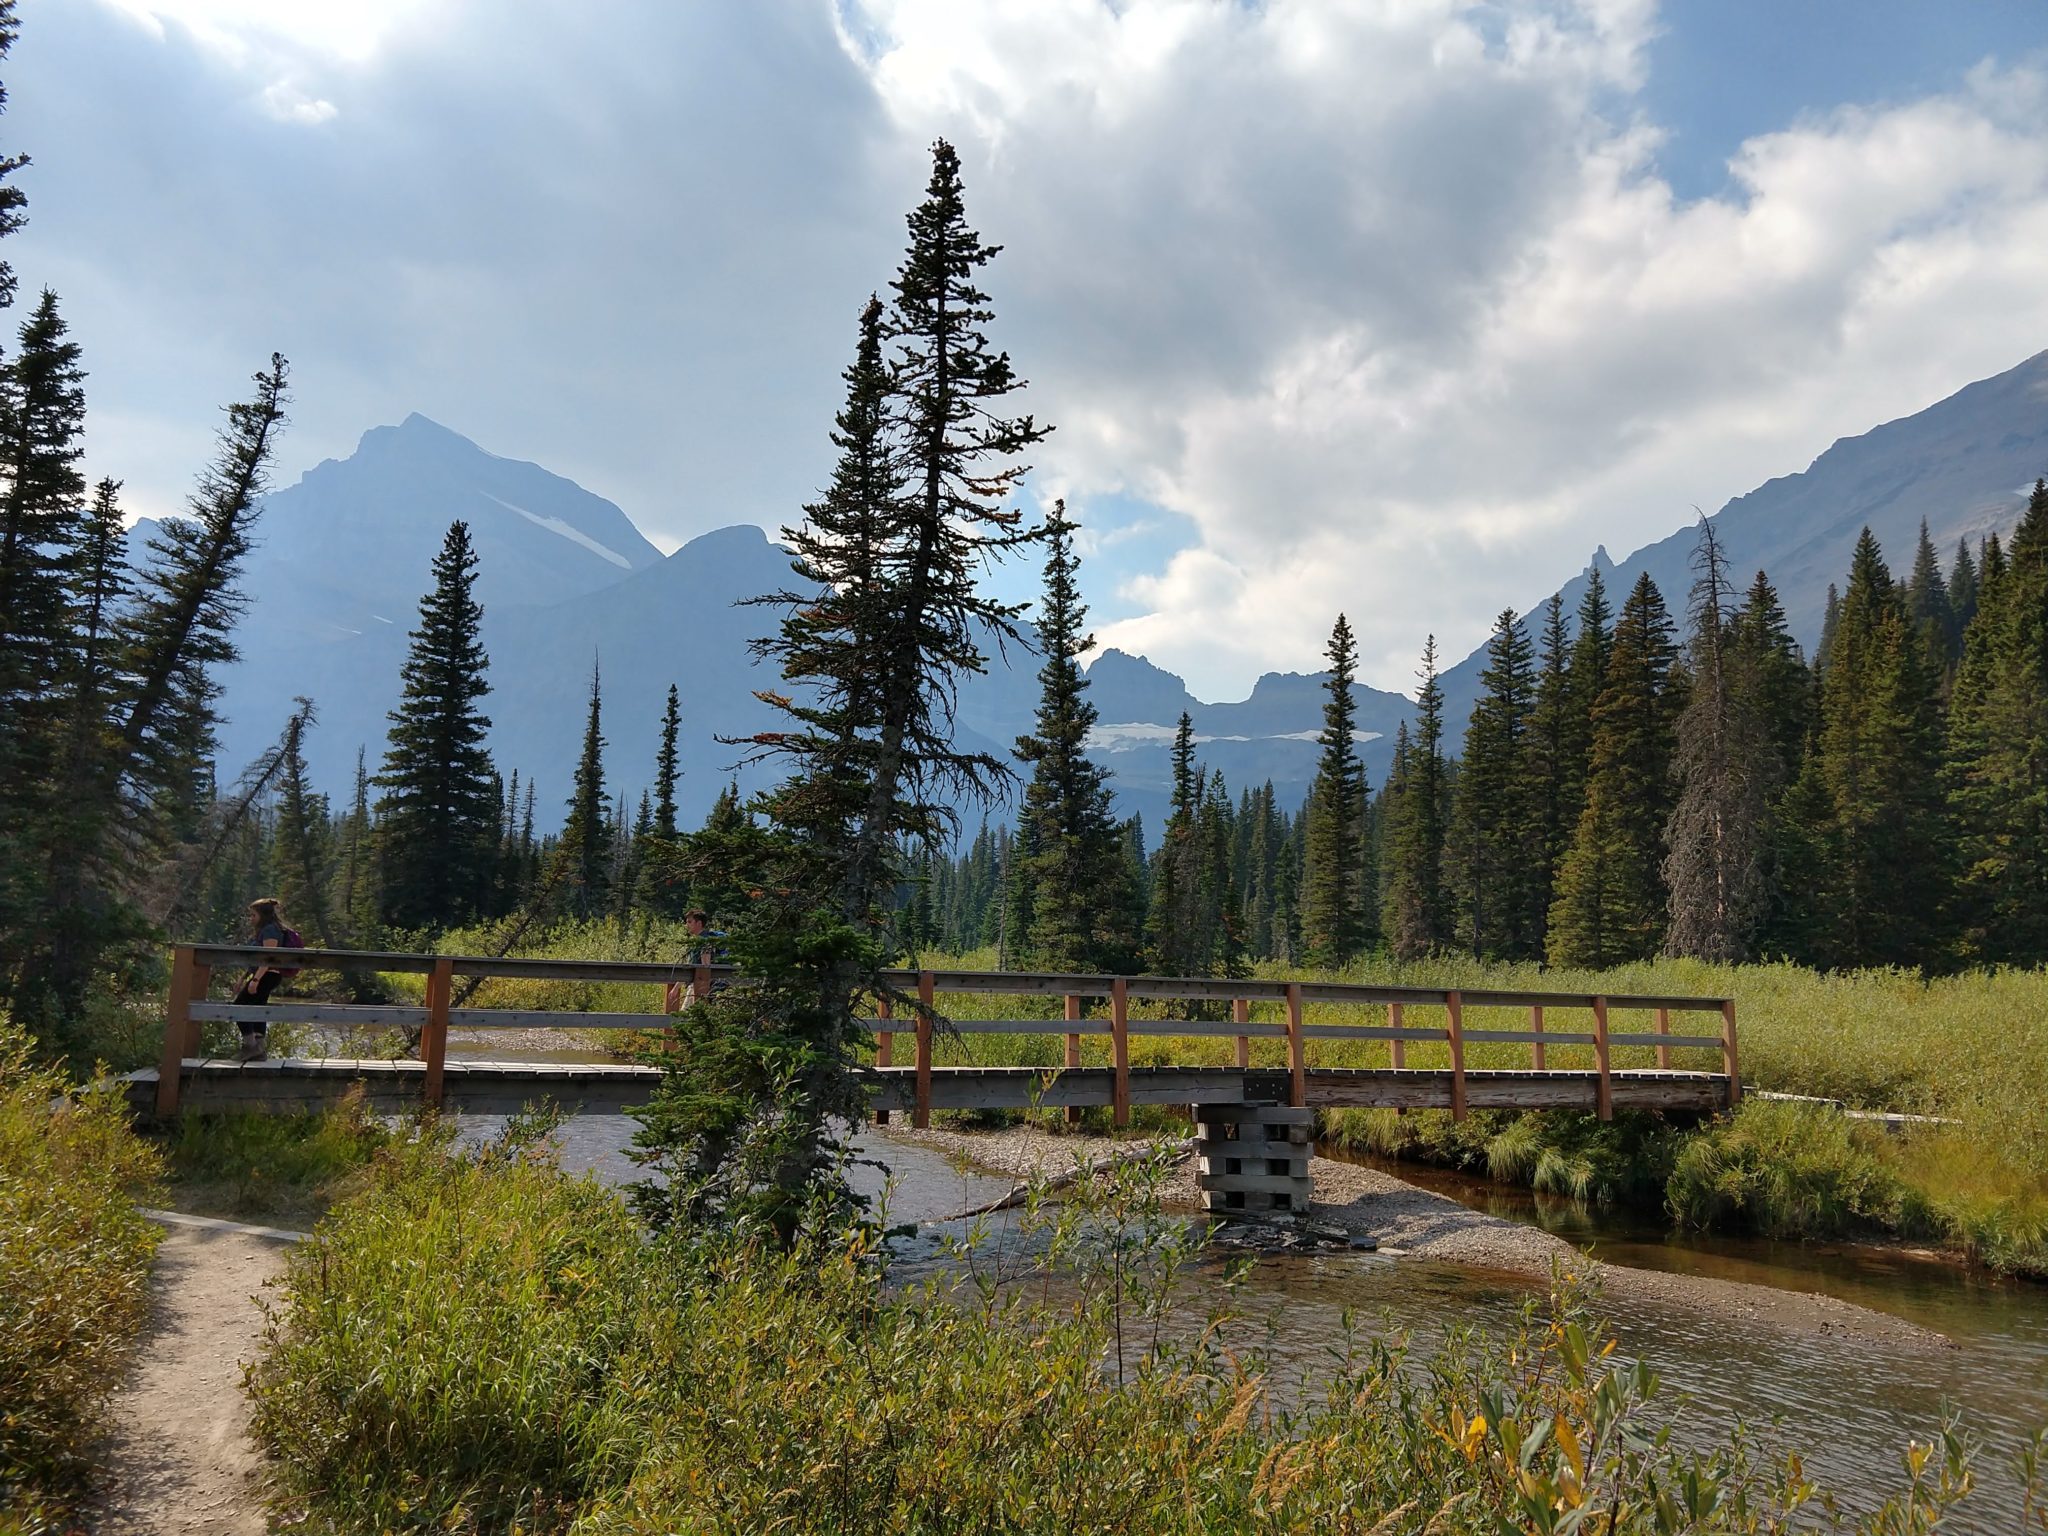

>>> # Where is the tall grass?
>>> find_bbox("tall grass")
[0,1020,163,1528]
[248,1133,2013,1534]
[160,1087,399,1222]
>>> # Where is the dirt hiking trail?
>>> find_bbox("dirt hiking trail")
[93,1219,291,1535]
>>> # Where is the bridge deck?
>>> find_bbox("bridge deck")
[127,1057,1732,1118]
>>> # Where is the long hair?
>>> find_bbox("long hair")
[248,896,283,935]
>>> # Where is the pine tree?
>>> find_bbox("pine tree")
[1905,517,1958,683]
[653,684,681,839]
[1301,614,1369,967]
[1560,567,1612,826]
[559,660,611,921]
[1454,610,1541,959]
[0,290,88,756]
[1382,638,1451,959]
[636,142,1052,1225]
[1815,583,1841,678]
[375,520,498,931]
[1665,520,1771,961]
[274,701,336,946]
[1946,481,2048,964]
[1527,592,1572,947]
[1011,501,1134,971]
[1731,571,1816,961]
[335,747,379,944]
[1950,538,1980,636]
[1148,715,1209,975]
[1810,528,1944,968]
[1549,572,1681,967]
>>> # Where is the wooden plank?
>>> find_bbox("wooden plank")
[1446,990,1466,1122]
[1064,994,1083,1127]
[1284,982,1305,1108]
[914,971,935,1130]
[1110,977,1131,1128]
[448,1010,664,1030]
[193,1002,427,1026]
[422,956,453,1109]
[1194,1103,1314,1126]
[1592,995,1613,1121]
[1232,997,1250,1070]
[1722,1000,1742,1107]
[1299,1024,1445,1042]
[1390,1002,1406,1070]
[1607,1031,1722,1050]
[1194,1171,1314,1195]
[1655,1006,1673,1070]
[1447,1027,1599,1047]
[156,946,196,1116]
[875,995,893,1126]
[1530,1004,1545,1071]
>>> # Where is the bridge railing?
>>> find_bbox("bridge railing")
[159,944,1739,1124]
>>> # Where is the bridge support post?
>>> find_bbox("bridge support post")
[1284,983,1305,1108]
[1655,1006,1673,1070]
[1232,997,1250,1070]
[156,946,200,1117]
[1592,995,1613,1121]
[422,957,452,1109]
[1063,994,1083,1127]
[1110,978,1130,1129]
[874,995,893,1125]
[1389,1002,1406,1070]
[1721,1001,1741,1108]
[1530,1004,1545,1070]
[1197,1104,1312,1217]
[1446,990,1466,1122]
[913,972,935,1129]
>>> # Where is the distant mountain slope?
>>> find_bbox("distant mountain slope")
[199,352,2045,834]
[1438,348,2048,740]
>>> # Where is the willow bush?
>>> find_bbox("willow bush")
[0,1020,163,1527]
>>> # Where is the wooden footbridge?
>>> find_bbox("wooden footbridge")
[137,944,1741,1129]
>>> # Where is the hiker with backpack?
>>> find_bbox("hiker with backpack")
[232,897,302,1061]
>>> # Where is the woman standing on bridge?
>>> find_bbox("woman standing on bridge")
[231,898,297,1062]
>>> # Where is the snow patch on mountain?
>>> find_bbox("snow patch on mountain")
[483,493,634,570]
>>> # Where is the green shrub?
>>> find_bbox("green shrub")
[248,1132,650,1531]
[0,1021,163,1523]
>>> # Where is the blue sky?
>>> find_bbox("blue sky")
[14,1,2048,698]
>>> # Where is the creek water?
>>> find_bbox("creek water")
[428,1051,2045,1524]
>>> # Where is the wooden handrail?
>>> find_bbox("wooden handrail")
[178,942,1734,1012]
[160,942,1742,1121]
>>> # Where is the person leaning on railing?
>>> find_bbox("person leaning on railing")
[680,908,728,1006]
[231,897,297,1062]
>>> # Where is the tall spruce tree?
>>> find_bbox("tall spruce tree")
[1527,592,1573,948]
[375,520,498,931]
[1946,481,2048,964]
[1548,572,1681,967]
[635,141,1051,1227]
[1731,571,1816,961]
[1809,528,1944,968]
[1011,501,1134,971]
[1382,637,1450,959]
[1905,517,1959,683]
[274,701,336,946]
[1560,566,1612,826]
[1301,614,1369,967]
[1664,521,1771,962]
[559,660,611,922]
[653,684,681,839]
[1950,538,1980,636]
[1453,610,1541,959]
